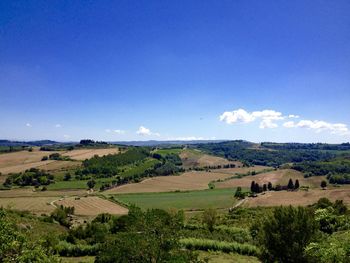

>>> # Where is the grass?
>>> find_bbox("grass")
[110,188,240,211]
[197,251,261,263]
[154,148,183,156]
[60,257,95,263]
[120,158,161,178]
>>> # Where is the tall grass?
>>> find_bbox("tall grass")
[180,238,259,256]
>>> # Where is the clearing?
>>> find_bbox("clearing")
[215,169,323,189]
[55,196,128,216]
[110,188,239,211]
[105,166,267,194]
[244,186,350,207]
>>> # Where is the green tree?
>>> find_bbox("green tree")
[321,180,327,189]
[202,208,217,232]
[287,178,294,190]
[0,209,59,262]
[234,186,245,199]
[254,206,318,263]
[267,182,273,191]
[87,179,96,189]
[294,179,300,189]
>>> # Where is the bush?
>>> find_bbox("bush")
[180,238,259,256]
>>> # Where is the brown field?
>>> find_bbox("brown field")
[180,149,240,169]
[0,196,57,214]
[106,167,269,194]
[0,147,118,175]
[245,187,350,207]
[215,169,323,189]
[55,196,128,216]
[63,148,119,160]
[0,188,87,198]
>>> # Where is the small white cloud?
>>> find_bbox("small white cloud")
[63,134,70,139]
[259,119,278,129]
[136,126,160,137]
[26,123,32,127]
[55,124,62,128]
[283,119,349,135]
[288,114,300,119]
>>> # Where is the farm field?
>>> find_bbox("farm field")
[62,147,119,160]
[105,166,266,194]
[215,169,322,189]
[179,149,239,168]
[198,251,260,263]
[0,196,57,214]
[55,196,128,216]
[0,147,119,175]
[110,188,240,211]
[244,187,350,207]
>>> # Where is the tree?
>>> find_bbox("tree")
[263,184,267,192]
[234,187,245,199]
[250,181,256,193]
[321,180,327,189]
[87,179,96,189]
[202,208,217,232]
[0,209,59,262]
[267,182,273,191]
[254,182,261,193]
[288,178,294,190]
[294,179,300,189]
[63,173,72,181]
[254,206,318,263]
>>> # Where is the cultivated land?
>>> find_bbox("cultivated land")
[105,166,266,194]
[179,149,239,168]
[62,148,119,160]
[0,147,118,175]
[110,188,239,211]
[215,169,320,189]
[244,187,350,207]
[55,196,128,216]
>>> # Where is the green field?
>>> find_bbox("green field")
[110,188,242,211]
[120,158,161,178]
[154,148,183,156]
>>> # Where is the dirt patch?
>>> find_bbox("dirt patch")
[55,196,128,216]
[245,187,350,207]
[106,167,269,194]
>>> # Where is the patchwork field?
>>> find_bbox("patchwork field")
[106,167,266,194]
[111,188,239,211]
[55,196,128,216]
[0,147,119,175]
[215,169,322,189]
[179,149,239,168]
[62,148,119,160]
[244,187,350,207]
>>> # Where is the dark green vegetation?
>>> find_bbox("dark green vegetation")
[4,168,54,188]
[2,197,349,262]
[194,141,336,167]
[293,155,350,184]
[76,147,184,189]
[0,145,30,154]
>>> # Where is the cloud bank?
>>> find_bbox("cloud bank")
[220,108,349,136]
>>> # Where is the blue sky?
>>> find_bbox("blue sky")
[0,0,349,143]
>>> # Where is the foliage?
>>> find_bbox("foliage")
[202,208,217,232]
[0,209,59,262]
[4,168,54,187]
[180,238,259,256]
[50,205,74,228]
[253,206,318,263]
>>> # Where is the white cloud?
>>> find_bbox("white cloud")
[220,108,286,129]
[136,126,160,137]
[55,124,62,128]
[105,129,126,134]
[283,120,349,135]
[288,114,300,119]
[283,121,295,128]
[63,134,70,139]
[26,123,32,127]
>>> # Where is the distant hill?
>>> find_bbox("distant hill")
[0,140,61,147]
[111,140,227,147]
